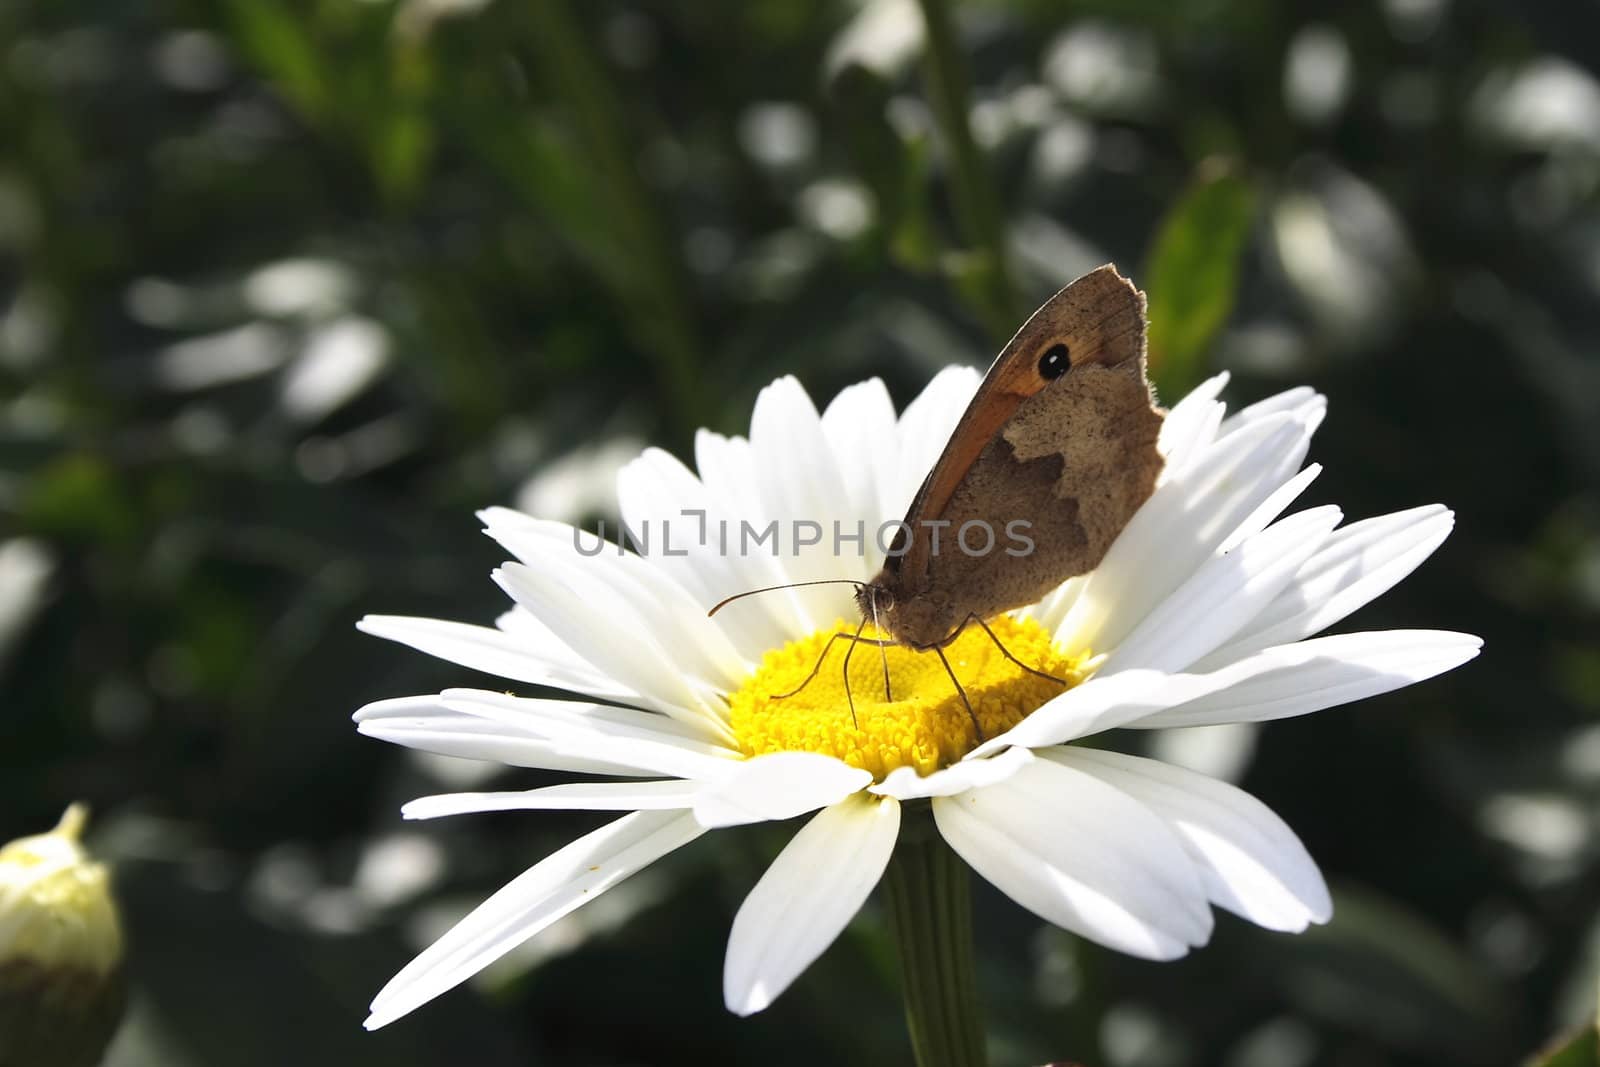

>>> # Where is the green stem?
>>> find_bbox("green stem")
[915,0,1018,338]
[882,809,988,1067]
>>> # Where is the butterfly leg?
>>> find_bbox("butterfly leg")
[865,590,893,703]
[841,628,897,728]
[840,616,868,728]
[930,645,985,742]
[879,642,893,704]
[773,624,895,732]
[769,631,855,700]
[963,613,1070,687]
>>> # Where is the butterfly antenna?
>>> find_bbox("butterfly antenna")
[707,578,865,617]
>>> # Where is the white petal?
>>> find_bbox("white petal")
[1058,409,1322,655]
[969,667,1238,756]
[364,810,704,1029]
[1050,748,1331,931]
[1147,722,1259,783]
[482,508,709,628]
[1013,573,1085,634]
[723,795,900,1015]
[352,694,457,726]
[693,425,841,643]
[1194,505,1455,669]
[616,448,795,660]
[1216,464,1323,553]
[484,510,748,694]
[402,779,702,819]
[693,752,872,828]
[1217,385,1321,435]
[357,615,631,700]
[675,377,857,633]
[690,435,828,643]
[353,696,660,776]
[820,378,899,547]
[1135,629,1483,728]
[870,746,1035,800]
[694,429,764,531]
[747,376,867,629]
[432,688,724,746]
[1097,506,1342,675]
[492,563,727,735]
[437,690,739,779]
[614,446,740,568]
[1156,371,1228,475]
[692,425,747,489]
[933,756,1212,958]
[890,365,980,517]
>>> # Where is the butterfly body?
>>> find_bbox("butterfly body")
[858,265,1164,649]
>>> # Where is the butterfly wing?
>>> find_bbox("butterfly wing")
[878,265,1163,640]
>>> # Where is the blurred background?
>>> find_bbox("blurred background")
[3,0,1599,1064]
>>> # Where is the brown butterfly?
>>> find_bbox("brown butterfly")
[715,265,1164,728]
[860,263,1163,650]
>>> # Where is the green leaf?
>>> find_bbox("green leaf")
[372,109,433,206]
[456,111,631,286]
[943,249,1009,327]
[19,453,137,545]
[1292,885,1515,1062]
[830,64,937,271]
[224,0,329,119]
[829,65,903,216]
[370,43,436,206]
[1528,1020,1599,1067]
[1143,161,1256,399]
[888,134,940,272]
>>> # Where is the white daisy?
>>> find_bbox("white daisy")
[353,368,1479,1029]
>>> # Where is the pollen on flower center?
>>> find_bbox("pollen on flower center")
[728,615,1089,781]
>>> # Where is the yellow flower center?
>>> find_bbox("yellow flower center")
[729,615,1089,781]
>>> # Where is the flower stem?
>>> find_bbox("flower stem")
[883,810,988,1067]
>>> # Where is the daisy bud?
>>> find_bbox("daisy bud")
[0,805,126,1067]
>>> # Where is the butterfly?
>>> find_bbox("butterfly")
[715,265,1164,730]
[859,264,1163,651]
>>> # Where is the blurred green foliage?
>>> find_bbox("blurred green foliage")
[1534,1020,1600,1067]
[3,0,1600,1064]
[1143,164,1256,398]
